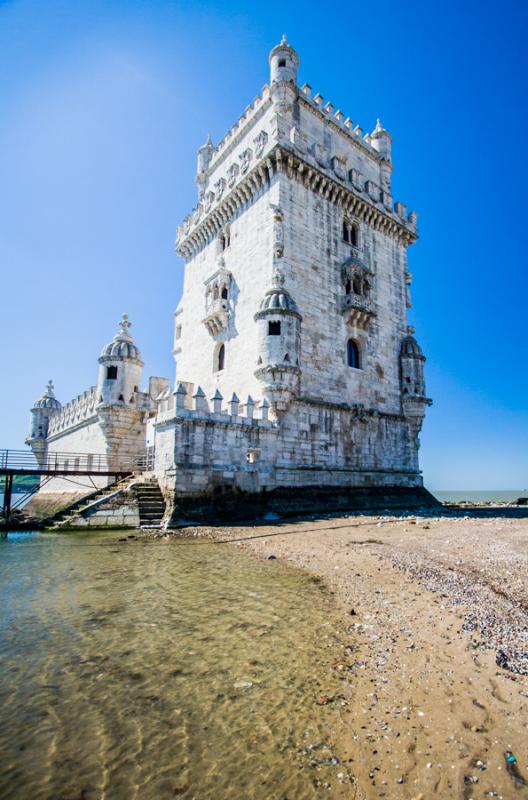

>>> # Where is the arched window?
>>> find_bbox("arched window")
[221,286,228,300]
[216,344,225,372]
[342,219,349,242]
[350,223,359,247]
[106,366,118,380]
[347,339,361,369]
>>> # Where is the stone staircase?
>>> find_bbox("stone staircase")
[45,475,135,529]
[136,478,166,528]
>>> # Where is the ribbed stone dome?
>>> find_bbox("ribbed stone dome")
[259,287,298,313]
[99,314,143,363]
[33,381,61,410]
[401,328,424,358]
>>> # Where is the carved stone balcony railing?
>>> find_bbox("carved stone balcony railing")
[342,293,375,329]
[202,297,230,336]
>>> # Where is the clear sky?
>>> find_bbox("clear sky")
[1,0,526,490]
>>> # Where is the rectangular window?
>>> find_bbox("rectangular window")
[268,321,281,336]
[106,366,118,380]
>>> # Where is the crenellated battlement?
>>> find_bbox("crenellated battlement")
[208,85,271,171]
[155,383,273,428]
[47,387,98,436]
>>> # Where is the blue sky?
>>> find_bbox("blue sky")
[1,0,526,490]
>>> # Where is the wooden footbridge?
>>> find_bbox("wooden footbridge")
[0,449,151,522]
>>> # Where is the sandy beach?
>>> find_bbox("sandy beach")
[180,511,528,799]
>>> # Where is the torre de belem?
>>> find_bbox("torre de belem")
[27,37,435,521]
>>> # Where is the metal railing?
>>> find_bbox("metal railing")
[0,449,152,475]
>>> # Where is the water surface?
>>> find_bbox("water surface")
[0,530,352,799]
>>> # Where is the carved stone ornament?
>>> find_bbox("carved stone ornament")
[183,216,191,234]
[193,203,203,224]
[214,177,226,200]
[239,148,253,174]
[290,126,306,152]
[204,190,215,212]
[332,155,347,180]
[253,130,268,157]
[314,142,328,168]
[227,162,239,188]
[270,204,284,259]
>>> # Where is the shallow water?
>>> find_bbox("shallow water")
[0,530,352,799]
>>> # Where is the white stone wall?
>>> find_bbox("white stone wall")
[175,179,281,404]
[41,418,109,493]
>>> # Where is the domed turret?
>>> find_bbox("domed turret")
[97,314,144,407]
[269,35,299,85]
[196,133,214,198]
[400,327,431,447]
[26,380,61,443]
[400,326,425,395]
[254,272,302,413]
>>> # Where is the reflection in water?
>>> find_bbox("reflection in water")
[0,531,353,799]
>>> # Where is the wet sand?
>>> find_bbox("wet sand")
[192,512,528,799]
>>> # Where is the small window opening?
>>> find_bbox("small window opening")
[268,321,281,336]
[350,223,358,247]
[221,286,228,300]
[106,366,118,380]
[278,58,286,67]
[345,279,351,294]
[118,393,124,401]
[284,353,290,362]
[134,385,138,392]
[347,338,361,369]
[129,397,134,404]
[353,276,362,294]
[342,220,349,242]
[216,343,225,372]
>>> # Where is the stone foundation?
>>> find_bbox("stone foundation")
[165,484,440,525]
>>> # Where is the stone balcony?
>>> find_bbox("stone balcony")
[342,293,375,329]
[202,297,230,336]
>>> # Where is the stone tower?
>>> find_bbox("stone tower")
[153,36,434,518]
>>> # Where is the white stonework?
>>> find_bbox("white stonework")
[27,36,432,519]
[153,36,431,515]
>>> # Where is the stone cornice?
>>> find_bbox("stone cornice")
[176,145,417,261]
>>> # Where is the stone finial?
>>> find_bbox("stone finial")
[174,382,187,409]
[193,386,208,412]
[119,313,132,336]
[211,388,223,414]
[407,325,416,336]
[229,392,240,417]
[260,397,270,421]
[281,34,288,45]
[45,380,55,397]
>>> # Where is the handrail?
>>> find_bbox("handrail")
[0,449,152,475]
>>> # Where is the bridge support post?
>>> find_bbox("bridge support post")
[3,474,13,522]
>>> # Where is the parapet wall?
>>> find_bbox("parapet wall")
[48,387,98,437]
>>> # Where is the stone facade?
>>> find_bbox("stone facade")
[154,36,432,517]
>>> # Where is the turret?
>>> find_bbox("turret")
[370,119,392,191]
[400,327,432,447]
[269,34,299,85]
[26,380,61,443]
[26,380,61,466]
[254,271,302,413]
[196,134,214,198]
[96,314,144,408]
